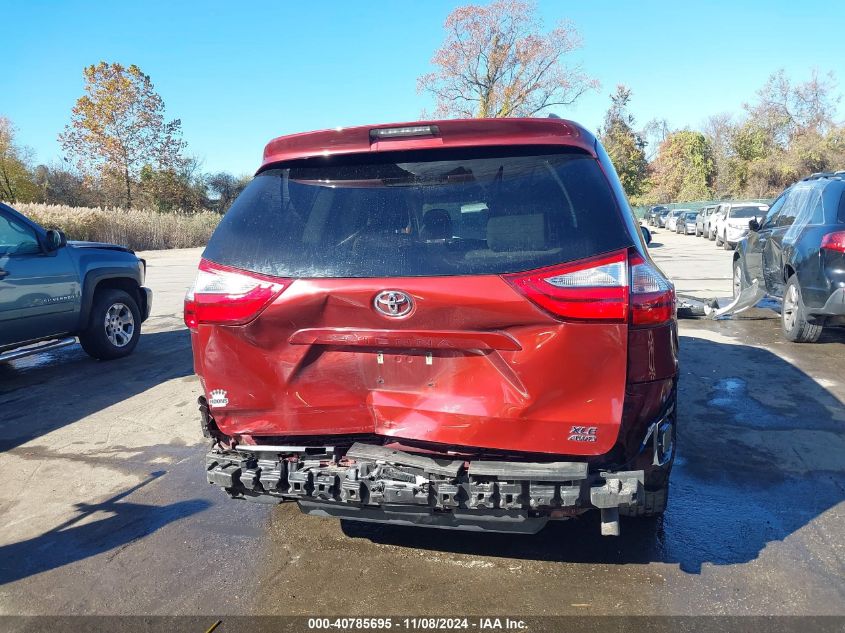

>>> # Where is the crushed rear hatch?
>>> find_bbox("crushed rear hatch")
[191,146,640,457]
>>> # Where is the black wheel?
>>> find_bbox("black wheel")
[79,288,141,360]
[723,238,733,251]
[781,275,823,343]
[715,232,723,246]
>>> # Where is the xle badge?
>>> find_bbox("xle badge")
[568,426,597,442]
[209,389,229,408]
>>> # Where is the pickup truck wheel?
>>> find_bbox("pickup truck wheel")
[781,276,823,343]
[79,289,141,360]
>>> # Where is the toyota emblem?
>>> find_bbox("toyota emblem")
[374,290,414,318]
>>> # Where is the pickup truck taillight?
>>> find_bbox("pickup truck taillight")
[184,259,290,332]
[504,249,674,326]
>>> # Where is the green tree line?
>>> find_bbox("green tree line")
[599,70,844,205]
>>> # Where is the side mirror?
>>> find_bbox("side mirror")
[748,219,760,232]
[45,229,67,251]
[641,226,652,245]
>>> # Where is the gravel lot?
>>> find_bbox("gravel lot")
[1,229,843,617]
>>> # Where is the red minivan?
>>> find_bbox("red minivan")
[187,118,677,536]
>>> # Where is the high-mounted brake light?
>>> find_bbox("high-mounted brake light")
[369,125,439,140]
[821,230,845,253]
[184,259,290,332]
[504,250,674,326]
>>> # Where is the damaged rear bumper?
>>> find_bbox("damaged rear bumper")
[205,442,644,535]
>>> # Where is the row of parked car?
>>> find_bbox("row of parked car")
[644,172,845,342]
[645,202,770,249]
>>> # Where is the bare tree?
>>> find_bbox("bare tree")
[744,69,840,145]
[418,0,599,118]
[641,118,670,162]
[702,113,736,197]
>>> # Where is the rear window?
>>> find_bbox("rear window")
[204,148,631,278]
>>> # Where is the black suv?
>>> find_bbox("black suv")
[733,173,845,342]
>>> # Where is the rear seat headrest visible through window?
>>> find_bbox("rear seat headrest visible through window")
[487,214,546,252]
[420,208,453,241]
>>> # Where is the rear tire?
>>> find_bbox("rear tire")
[723,238,732,251]
[781,275,823,343]
[715,232,723,246]
[79,289,141,360]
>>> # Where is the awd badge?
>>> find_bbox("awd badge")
[568,425,597,442]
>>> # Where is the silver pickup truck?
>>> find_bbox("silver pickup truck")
[0,202,152,363]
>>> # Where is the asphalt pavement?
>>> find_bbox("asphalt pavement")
[0,231,843,617]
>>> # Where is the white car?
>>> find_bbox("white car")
[708,206,726,240]
[714,202,770,249]
[664,210,682,232]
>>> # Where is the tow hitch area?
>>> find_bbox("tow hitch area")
[205,442,644,535]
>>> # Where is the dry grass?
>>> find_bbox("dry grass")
[13,203,220,251]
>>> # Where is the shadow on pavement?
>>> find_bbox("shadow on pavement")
[0,329,193,453]
[0,471,211,585]
[342,333,845,574]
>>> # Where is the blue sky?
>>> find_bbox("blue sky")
[3,0,843,175]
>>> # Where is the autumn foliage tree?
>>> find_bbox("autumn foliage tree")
[418,0,599,118]
[649,131,715,203]
[59,62,186,209]
[0,116,38,202]
[675,69,845,201]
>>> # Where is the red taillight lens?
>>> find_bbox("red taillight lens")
[629,253,675,326]
[504,249,674,326]
[821,231,845,253]
[504,250,629,321]
[184,259,290,331]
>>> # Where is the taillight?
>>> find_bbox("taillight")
[184,259,290,332]
[629,253,675,326]
[821,231,845,253]
[504,250,629,321]
[504,249,674,326]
